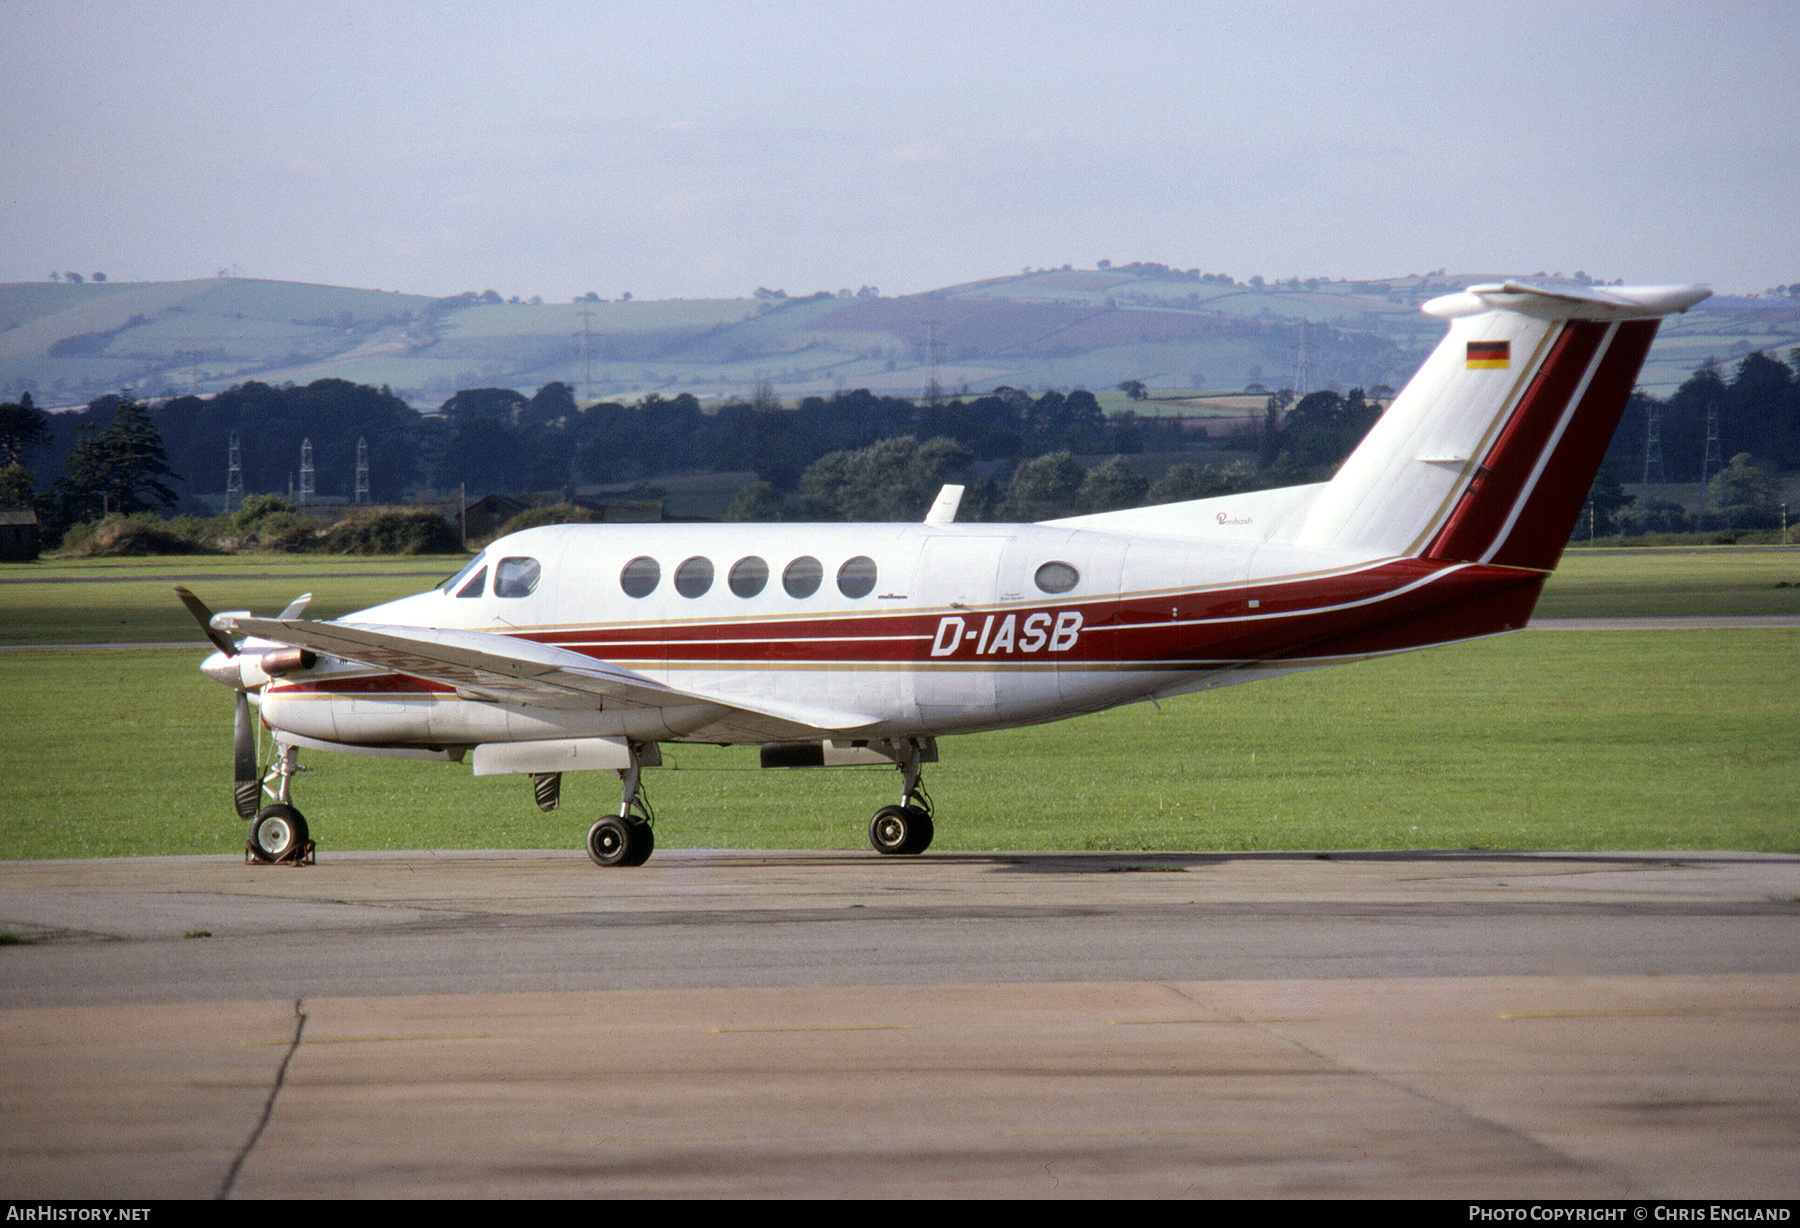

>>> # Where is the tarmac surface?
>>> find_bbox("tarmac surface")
[1,847,1795,1199]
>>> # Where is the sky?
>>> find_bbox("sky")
[5,0,1796,302]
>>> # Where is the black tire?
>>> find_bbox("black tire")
[870,804,931,856]
[250,804,308,863]
[587,816,652,867]
[901,806,934,854]
[620,821,655,867]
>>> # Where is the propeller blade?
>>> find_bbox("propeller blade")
[233,691,260,819]
[173,586,239,658]
[277,592,313,620]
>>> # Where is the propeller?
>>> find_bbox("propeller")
[174,585,238,659]
[175,585,310,820]
[232,688,259,818]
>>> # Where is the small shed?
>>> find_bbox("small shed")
[0,509,39,561]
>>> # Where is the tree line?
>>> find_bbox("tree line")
[1600,349,1800,532]
[3,347,1794,544]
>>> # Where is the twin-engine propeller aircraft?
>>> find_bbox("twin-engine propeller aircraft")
[179,281,1708,867]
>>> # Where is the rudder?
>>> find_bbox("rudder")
[1291,282,1708,568]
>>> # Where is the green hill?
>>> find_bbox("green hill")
[3,268,1792,410]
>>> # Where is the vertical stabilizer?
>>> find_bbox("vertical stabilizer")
[1291,283,1709,570]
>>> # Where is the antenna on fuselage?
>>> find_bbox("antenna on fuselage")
[924,485,963,526]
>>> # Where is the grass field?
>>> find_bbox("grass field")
[5,546,1796,639]
[0,548,1794,858]
[0,555,467,645]
[1539,548,1800,617]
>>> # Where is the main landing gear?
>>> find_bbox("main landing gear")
[584,740,657,867]
[868,739,934,857]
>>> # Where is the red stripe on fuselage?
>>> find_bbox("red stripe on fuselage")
[267,558,1548,700]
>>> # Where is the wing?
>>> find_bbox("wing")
[218,615,883,732]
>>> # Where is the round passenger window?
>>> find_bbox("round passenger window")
[620,556,660,598]
[1035,561,1080,594]
[837,555,877,599]
[729,556,769,598]
[674,556,714,598]
[783,556,822,598]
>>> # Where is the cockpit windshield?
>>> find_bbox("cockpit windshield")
[439,552,487,594]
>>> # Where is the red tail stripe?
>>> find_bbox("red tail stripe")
[1424,321,1608,563]
[1484,318,1657,569]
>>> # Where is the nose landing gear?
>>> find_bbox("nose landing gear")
[245,742,314,865]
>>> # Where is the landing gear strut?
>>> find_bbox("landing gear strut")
[868,738,934,856]
[585,740,657,867]
[246,742,314,865]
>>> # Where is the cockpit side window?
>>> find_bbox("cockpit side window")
[456,567,487,598]
[494,557,541,598]
[441,553,486,594]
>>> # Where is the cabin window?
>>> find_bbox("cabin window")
[783,556,822,598]
[441,553,486,594]
[1035,561,1080,594]
[674,556,714,598]
[837,555,878,599]
[729,556,769,598]
[620,556,660,598]
[494,557,541,598]
[456,567,487,599]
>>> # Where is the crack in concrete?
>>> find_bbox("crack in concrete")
[217,997,307,1200]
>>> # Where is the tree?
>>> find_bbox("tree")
[1078,455,1148,513]
[1580,465,1633,537]
[1146,461,1251,504]
[1276,389,1381,476]
[0,465,33,510]
[0,394,49,468]
[440,387,529,425]
[1708,453,1781,529]
[56,396,183,518]
[434,416,528,494]
[798,436,972,521]
[726,480,787,522]
[1000,451,1085,521]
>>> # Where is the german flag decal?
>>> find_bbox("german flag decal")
[1466,340,1510,369]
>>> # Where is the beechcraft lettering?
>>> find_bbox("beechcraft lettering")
[930,611,1083,657]
[178,280,1711,869]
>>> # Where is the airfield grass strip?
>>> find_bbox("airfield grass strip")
[0,556,466,645]
[2,547,1797,645]
[0,630,1792,859]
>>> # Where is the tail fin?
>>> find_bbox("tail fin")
[1292,282,1709,570]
